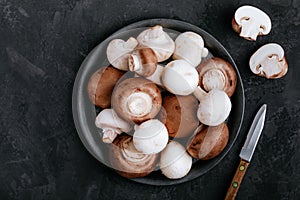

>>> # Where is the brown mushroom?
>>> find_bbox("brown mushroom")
[159,94,199,138]
[196,57,237,97]
[109,135,158,178]
[187,123,229,160]
[111,77,162,124]
[87,65,124,108]
[128,47,158,77]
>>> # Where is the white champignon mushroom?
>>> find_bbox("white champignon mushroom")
[193,87,232,126]
[107,37,138,71]
[95,109,132,143]
[137,25,175,62]
[160,141,192,179]
[232,5,271,41]
[173,31,209,67]
[162,60,199,95]
[249,43,288,79]
[133,119,168,154]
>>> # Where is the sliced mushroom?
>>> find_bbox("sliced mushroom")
[137,25,175,62]
[107,37,138,71]
[196,57,237,97]
[162,60,199,95]
[87,66,124,108]
[133,119,169,154]
[111,77,162,124]
[160,141,192,179]
[173,31,208,67]
[128,47,157,77]
[249,43,288,79]
[194,87,231,126]
[159,94,199,138]
[95,109,132,143]
[109,135,158,178]
[232,5,271,41]
[187,123,229,160]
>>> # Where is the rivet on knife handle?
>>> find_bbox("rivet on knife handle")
[225,159,249,200]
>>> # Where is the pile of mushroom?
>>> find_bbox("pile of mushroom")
[87,25,239,180]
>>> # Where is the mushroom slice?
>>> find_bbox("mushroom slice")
[128,47,157,77]
[111,77,162,124]
[109,135,158,178]
[160,141,192,179]
[87,66,124,108]
[133,119,169,154]
[232,5,271,41]
[173,31,208,67]
[249,43,288,79]
[107,37,138,71]
[159,94,199,138]
[95,109,132,143]
[196,57,237,97]
[187,123,229,160]
[137,25,175,62]
[194,87,232,126]
[162,60,199,95]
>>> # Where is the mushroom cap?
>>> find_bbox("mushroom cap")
[128,47,158,77]
[109,135,158,178]
[87,66,124,108]
[187,123,229,160]
[196,57,237,97]
[249,43,288,79]
[162,60,199,95]
[107,37,138,70]
[111,77,162,124]
[95,109,132,133]
[137,25,175,62]
[133,119,169,154]
[233,5,271,40]
[197,89,232,126]
[160,141,192,179]
[173,31,208,67]
[159,94,199,138]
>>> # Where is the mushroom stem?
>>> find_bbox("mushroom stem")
[202,69,226,91]
[146,64,164,86]
[202,48,209,57]
[193,86,207,101]
[126,92,153,117]
[240,24,259,41]
[128,54,141,71]
[102,128,122,143]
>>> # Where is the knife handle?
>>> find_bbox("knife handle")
[225,159,249,200]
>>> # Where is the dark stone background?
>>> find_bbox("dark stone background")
[0,0,299,199]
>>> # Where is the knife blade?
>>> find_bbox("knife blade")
[225,104,267,200]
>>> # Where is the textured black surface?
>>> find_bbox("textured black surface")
[0,0,299,199]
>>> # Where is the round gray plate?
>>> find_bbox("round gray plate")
[72,19,245,185]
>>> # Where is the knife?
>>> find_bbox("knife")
[225,104,267,200]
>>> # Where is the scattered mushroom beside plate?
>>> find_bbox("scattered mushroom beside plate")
[86,24,239,180]
[232,5,272,41]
